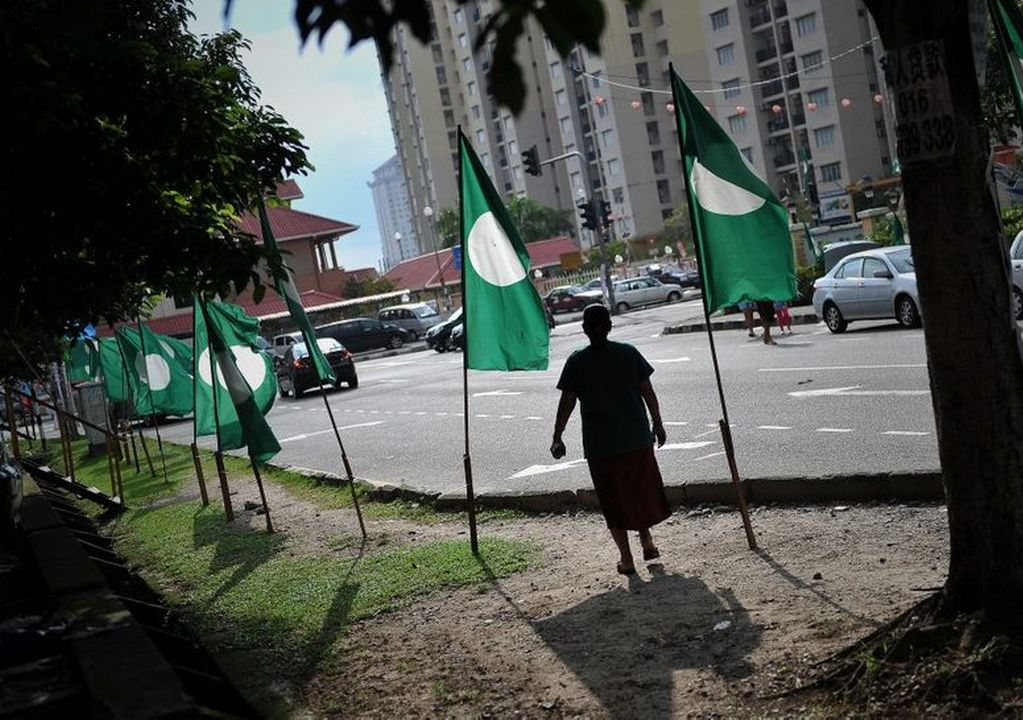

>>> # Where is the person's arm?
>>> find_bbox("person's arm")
[551,390,577,458]
[640,379,666,447]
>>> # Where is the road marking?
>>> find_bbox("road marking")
[368,410,379,414]
[473,389,523,397]
[372,360,416,368]
[660,441,715,451]
[415,411,427,415]
[373,379,410,384]
[882,430,930,436]
[758,425,793,430]
[279,421,386,443]
[476,414,491,418]
[816,427,854,433]
[650,333,661,338]
[398,411,411,415]
[694,451,726,462]
[525,416,542,420]
[280,433,308,443]
[789,385,930,398]
[653,357,691,364]
[759,363,926,373]
[510,458,588,479]
[663,421,688,426]
[500,414,516,419]
[435,412,448,417]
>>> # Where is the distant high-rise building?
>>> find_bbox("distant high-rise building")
[369,155,417,272]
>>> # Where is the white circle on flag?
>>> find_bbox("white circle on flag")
[466,211,527,287]
[197,345,266,392]
[690,159,766,216]
[135,353,171,391]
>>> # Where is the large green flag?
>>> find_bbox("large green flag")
[991,0,1023,124]
[66,338,100,383]
[155,334,193,375]
[115,324,193,416]
[459,130,549,371]
[98,338,130,403]
[258,198,335,384]
[193,298,279,462]
[670,67,796,313]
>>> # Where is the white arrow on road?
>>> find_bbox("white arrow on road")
[279,421,386,443]
[510,458,588,478]
[788,385,930,398]
[473,389,523,397]
[658,441,716,451]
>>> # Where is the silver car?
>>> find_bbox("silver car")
[611,276,682,313]
[812,246,920,333]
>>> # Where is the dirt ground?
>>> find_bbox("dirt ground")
[214,474,951,718]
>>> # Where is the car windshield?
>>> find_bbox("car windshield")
[887,248,914,273]
[413,305,438,318]
[293,338,344,358]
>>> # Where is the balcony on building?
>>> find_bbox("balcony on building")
[760,79,784,101]
[767,115,790,133]
[790,112,806,126]
[748,4,771,28]
[755,43,778,63]
[773,1,788,17]
[773,150,796,168]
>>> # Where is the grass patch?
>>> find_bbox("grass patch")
[111,500,537,668]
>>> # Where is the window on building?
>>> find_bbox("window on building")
[646,121,661,145]
[657,179,671,204]
[728,113,748,134]
[458,33,469,48]
[431,44,443,64]
[435,66,447,85]
[476,129,486,145]
[508,139,518,154]
[710,8,729,30]
[570,171,582,190]
[504,115,513,130]
[636,62,650,86]
[807,87,830,107]
[740,147,754,164]
[463,57,472,71]
[555,89,566,106]
[608,158,621,176]
[820,161,842,181]
[795,13,816,37]
[439,87,451,106]
[597,101,609,118]
[481,152,490,166]
[642,91,655,116]
[651,149,665,174]
[801,50,823,73]
[550,60,562,79]
[814,125,835,148]
[444,110,455,127]
[591,71,602,88]
[613,186,625,203]
[468,80,477,96]
[471,104,481,120]
[656,39,669,57]
[631,33,645,57]
[626,3,639,27]
[453,6,464,23]
[513,166,523,181]
[601,128,615,147]
[560,116,573,134]
[722,78,741,98]
[651,9,664,26]
[716,44,735,66]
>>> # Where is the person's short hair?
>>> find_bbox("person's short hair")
[582,303,611,330]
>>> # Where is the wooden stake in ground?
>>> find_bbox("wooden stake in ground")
[249,460,273,533]
[191,443,210,506]
[214,451,233,522]
[317,385,366,538]
[137,425,156,477]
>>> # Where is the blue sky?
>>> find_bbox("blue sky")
[191,1,394,272]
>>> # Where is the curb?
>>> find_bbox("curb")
[274,462,943,513]
[663,311,820,336]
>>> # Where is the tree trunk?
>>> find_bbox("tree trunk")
[864,0,1023,614]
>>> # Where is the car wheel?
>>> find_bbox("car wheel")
[895,295,921,328]
[667,291,682,303]
[278,382,289,398]
[1013,286,1022,321]
[823,302,848,334]
[293,383,305,399]
[615,301,630,313]
[408,331,418,341]
[389,334,404,349]
[348,374,359,389]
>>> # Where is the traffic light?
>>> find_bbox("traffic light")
[598,200,612,229]
[578,199,597,231]
[522,145,542,176]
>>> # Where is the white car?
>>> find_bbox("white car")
[611,277,682,312]
[1011,231,1022,321]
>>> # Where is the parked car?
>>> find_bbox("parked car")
[544,286,591,314]
[276,338,357,398]
[378,303,443,340]
[425,308,463,352]
[812,246,920,333]
[316,317,408,353]
[1011,231,1023,321]
[271,332,300,358]
[610,276,682,312]
[581,275,619,292]
[657,271,702,289]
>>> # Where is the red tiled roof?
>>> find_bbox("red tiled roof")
[346,267,380,282]
[275,179,303,201]
[96,290,343,338]
[382,236,580,290]
[236,206,358,242]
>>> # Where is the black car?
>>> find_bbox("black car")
[657,271,702,289]
[425,308,463,352]
[316,317,408,353]
[277,338,358,398]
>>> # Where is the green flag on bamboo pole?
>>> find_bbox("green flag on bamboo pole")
[66,338,100,383]
[98,338,129,403]
[193,297,279,462]
[670,66,796,313]
[258,198,335,384]
[115,324,193,416]
[459,129,549,371]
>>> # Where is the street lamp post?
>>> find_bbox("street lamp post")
[423,206,450,310]
[394,231,402,261]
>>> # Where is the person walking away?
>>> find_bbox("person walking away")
[550,304,670,576]
[737,301,755,337]
[774,300,792,334]
[755,301,777,345]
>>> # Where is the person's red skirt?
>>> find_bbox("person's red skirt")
[587,445,670,530]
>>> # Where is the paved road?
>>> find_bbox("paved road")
[153,298,940,495]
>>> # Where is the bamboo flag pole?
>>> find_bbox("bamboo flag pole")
[200,299,234,521]
[136,318,169,484]
[114,337,154,476]
[318,385,367,538]
[669,63,757,551]
[457,126,480,555]
[190,306,210,506]
[249,459,274,533]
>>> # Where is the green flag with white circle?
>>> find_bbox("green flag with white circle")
[98,338,130,403]
[193,298,279,461]
[459,130,549,371]
[670,67,796,313]
[115,324,193,416]
[66,338,100,383]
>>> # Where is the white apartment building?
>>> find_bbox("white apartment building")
[369,155,418,272]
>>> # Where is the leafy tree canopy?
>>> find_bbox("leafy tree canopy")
[506,196,575,243]
[656,206,695,257]
[1,0,309,375]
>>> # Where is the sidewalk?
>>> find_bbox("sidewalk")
[663,303,819,336]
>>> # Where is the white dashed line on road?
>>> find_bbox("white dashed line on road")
[279,421,386,443]
[882,430,930,436]
[663,421,688,426]
[758,425,793,430]
[660,441,715,451]
[653,357,691,363]
[476,414,491,418]
[816,427,854,433]
[694,451,726,462]
[500,415,515,419]
[525,416,542,420]
[758,363,927,373]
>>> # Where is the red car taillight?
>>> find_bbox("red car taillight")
[294,357,311,369]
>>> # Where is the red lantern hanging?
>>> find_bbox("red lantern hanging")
[594,95,605,105]
[666,103,675,113]
[840,98,852,108]
[873,93,884,104]
[735,105,747,115]
[807,102,818,112]
[630,100,641,110]
[771,104,783,115]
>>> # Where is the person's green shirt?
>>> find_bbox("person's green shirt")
[556,341,654,460]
